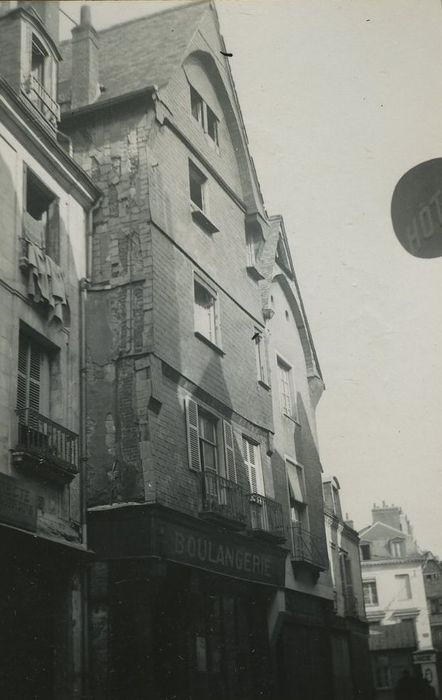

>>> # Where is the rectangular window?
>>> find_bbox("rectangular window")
[242,437,264,495]
[190,85,204,126]
[254,332,268,384]
[361,544,371,561]
[287,460,308,528]
[194,277,220,346]
[185,398,236,481]
[395,574,411,601]
[277,358,295,418]
[189,161,207,212]
[206,105,219,145]
[391,540,404,557]
[17,332,51,416]
[24,168,60,262]
[363,580,378,606]
[374,656,391,690]
[430,599,441,615]
[31,36,46,87]
[189,84,219,146]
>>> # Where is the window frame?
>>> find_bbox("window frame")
[254,331,269,387]
[193,275,222,351]
[189,84,220,149]
[17,329,51,418]
[188,160,219,234]
[23,165,60,263]
[286,459,309,529]
[395,574,412,601]
[185,397,236,482]
[242,436,265,496]
[361,543,371,561]
[277,355,297,420]
[363,579,379,606]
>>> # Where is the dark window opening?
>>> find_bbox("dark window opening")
[31,36,46,86]
[206,106,219,145]
[24,169,60,262]
[361,544,371,561]
[189,161,206,211]
[190,85,204,125]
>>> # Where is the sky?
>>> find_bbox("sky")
[59,0,442,555]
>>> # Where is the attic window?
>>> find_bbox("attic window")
[361,544,371,561]
[189,84,220,147]
[31,36,47,86]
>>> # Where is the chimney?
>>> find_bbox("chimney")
[18,1,59,43]
[71,4,99,110]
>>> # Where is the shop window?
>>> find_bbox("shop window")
[185,398,236,481]
[24,168,60,262]
[374,655,391,690]
[363,580,378,606]
[277,357,296,419]
[242,437,264,495]
[194,277,221,347]
[395,574,411,601]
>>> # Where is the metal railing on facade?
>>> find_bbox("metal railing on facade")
[16,407,79,474]
[201,471,248,525]
[291,523,325,569]
[22,76,60,126]
[249,493,284,537]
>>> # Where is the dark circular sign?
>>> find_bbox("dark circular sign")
[391,158,442,258]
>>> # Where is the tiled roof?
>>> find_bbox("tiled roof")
[59,0,209,108]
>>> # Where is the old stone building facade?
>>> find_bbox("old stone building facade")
[0,1,373,698]
[0,1,99,697]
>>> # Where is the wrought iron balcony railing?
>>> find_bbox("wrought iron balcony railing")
[249,493,285,541]
[14,408,79,482]
[201,471,248,527]
[291,524,326,571]
[22,76,60,127]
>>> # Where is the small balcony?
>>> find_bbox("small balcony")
[248,493,285,542]
[22,76,60,128]
[200,471,248,529]
[12,408,79,483]
[291,524,327,580]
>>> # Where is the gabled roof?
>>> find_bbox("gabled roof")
[359,521,406,542]
[59,1,209,108]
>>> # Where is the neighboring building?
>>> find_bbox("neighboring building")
[323,476,372,700]
[56,2,370,698]
[0,1,99,697]
[423,553,442,690]
[360,503,439,699]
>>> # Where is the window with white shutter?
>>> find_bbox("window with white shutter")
[223,421,237,482]
[287,460,308,528]
[186,398,201,471]
[242,437,265,495]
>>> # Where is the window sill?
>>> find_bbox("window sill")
[194,331,225,356]
[283,412,300,426]
[246,264,265,281]
[190,203,219,234]
[258,380,271,391]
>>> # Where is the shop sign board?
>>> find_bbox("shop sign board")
[0,473,37,531]
[156,518,286,586]
[391,158,442,258]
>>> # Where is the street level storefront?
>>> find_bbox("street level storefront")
[88,504,287,700]
[0,475,91,699]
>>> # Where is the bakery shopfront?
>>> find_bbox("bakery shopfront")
[88,504,287,700]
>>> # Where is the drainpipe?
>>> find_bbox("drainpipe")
[79,195,101,699]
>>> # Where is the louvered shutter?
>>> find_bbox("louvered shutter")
[186,398,201,471]
[28,342,41,411]
[223,421,236,482]
[47,198,60,262]
[17,335,28,411]
[243,437,257,493]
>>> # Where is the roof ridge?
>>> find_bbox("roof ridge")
[60,0,210,45]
